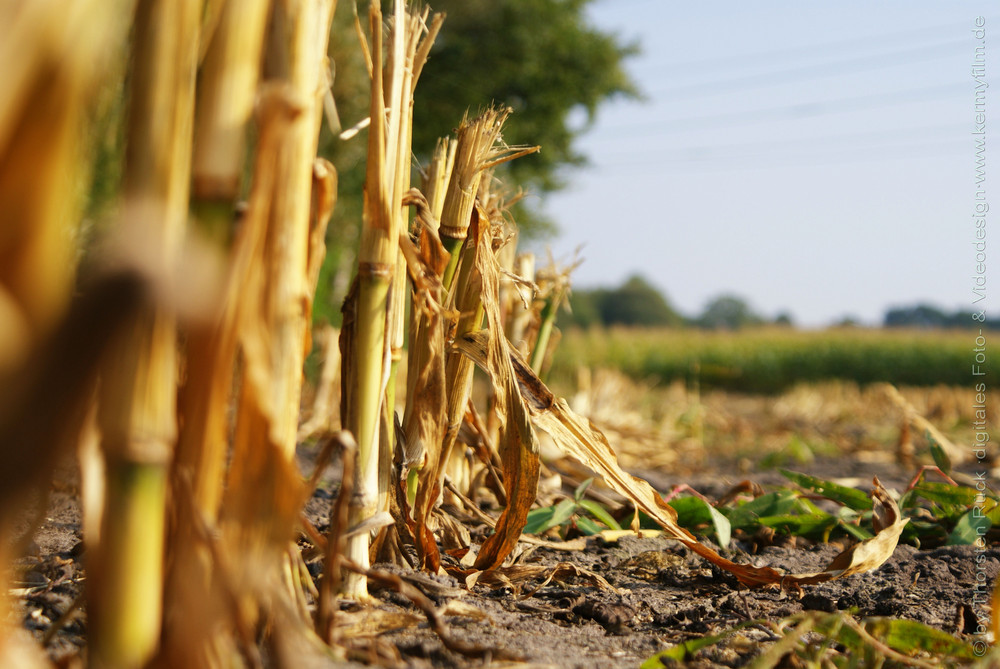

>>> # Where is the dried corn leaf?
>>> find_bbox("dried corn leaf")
[465,211,539,571]
[784,477,908,585]
[334,609,422,637]
[408,300,447,570]
[307,158,338,299]
[440,600,494,623]
[457,332,906,589]
[175,88,300,519]
[402,188,450,283]
[398,196,451,571]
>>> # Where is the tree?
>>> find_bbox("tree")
[696,295,764,330]
[411,0,639,198]
[882,303,1000,330]
[602,275,682,326]
[79,3,640,325]
[773,311,794,327]
[884,304,956,329]
[563,275,681,328]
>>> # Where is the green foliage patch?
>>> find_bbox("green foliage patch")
[641,611,982,668]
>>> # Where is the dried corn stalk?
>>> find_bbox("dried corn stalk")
[163,87,301,668]
[394,192,451,571]
[439,108,537,291]
[208,0,337,653]
[176,0,272,523]
[341,0,441,599]
[0,3,137,667]
[467,221,539,571]
[256,0,337,465]
[439,110,538,497]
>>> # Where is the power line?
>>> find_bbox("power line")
[589,82,965,139]
[643,39,966,99]
[626,18,995,77]
[592,142,965,174]
[577,126,967,174]
[592,121,965,158]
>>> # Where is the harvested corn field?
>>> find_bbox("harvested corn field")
[1,1,996,668]
[16,379,1000,667]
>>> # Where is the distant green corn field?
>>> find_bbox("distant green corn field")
[550,327,994,393]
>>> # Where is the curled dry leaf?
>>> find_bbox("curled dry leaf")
[459,211,539,572]
[783,476,909,586]
[456,331,908,589]
[334,609,421,637]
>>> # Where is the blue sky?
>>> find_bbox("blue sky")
[536,1,996,326]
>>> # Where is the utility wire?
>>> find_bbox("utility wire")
[621,14,998,78]
[589,137,966,174]
[591,121,965,157]
[590,82,965,138]
[643,39,965,99]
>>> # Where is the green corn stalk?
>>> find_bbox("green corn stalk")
[91,0,199,666]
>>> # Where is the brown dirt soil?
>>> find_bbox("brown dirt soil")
[12,447,996,669]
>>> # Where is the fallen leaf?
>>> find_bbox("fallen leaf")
[785,477,908,585]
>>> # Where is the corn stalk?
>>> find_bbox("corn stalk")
[176,0,272,527]
[0,5,136,665]
[437,109,538,507]
[339,0,440,599]
[400,141,455,516]
[91,1,200,667]
[255,0,337,465]
[162,2,272,663]
[212,0,335,647]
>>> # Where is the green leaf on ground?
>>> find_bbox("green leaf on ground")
[912,481,981,507]
[577,498,622,531]
[866,617,978,660]
[928,437,953,475]
[706,503,732,548]
[757,513,837,538]
[642,612,979,668]
[524,498,577,535]
[574,515,605,536]
[669,496,731,547]
[573,477,594,502]
[639,620,759,667]
[724,490,800,530]
[947,508,991,545]
[779,470,872,511]
[837,519,873,542]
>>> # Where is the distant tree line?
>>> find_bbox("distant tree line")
[561,274,996,330]
[561,274,788,330]
[883,304,1000,330]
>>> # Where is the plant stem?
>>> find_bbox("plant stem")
[91,0,199,666]
[530,287,563,374]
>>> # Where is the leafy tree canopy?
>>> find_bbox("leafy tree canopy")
[565,274,682,328]
[695,295,766,330]
[883,303,1000,329]
[411,0,640,200]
